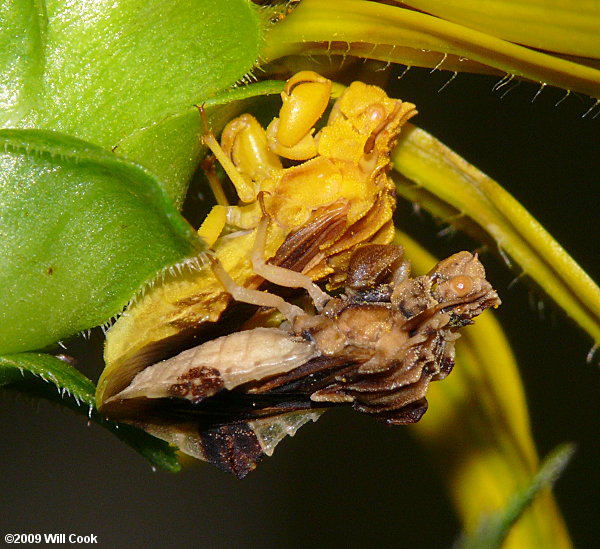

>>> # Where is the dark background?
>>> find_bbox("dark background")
[1,64,598,548]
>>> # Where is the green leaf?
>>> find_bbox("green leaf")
[1,0,264,204]
[0,129,205,354]
[392,124,600,344]
[0,352,180,472]
[263,0,600,98]
[113,79,287,204]
[454,444,576,549]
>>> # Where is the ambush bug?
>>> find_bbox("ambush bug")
[98,71,417,413]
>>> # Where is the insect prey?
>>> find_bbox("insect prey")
[100,216,501,478]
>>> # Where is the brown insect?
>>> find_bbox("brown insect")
[100,217,500,478]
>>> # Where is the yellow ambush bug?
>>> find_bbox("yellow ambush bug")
[198,70,417,283]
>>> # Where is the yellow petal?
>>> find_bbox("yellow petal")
[263,0,600,97]
[402,0,600,58]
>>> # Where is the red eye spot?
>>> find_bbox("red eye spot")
[450,275,472,297]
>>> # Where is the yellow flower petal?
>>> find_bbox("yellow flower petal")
[402,0,600,58]
[263,0,600,97]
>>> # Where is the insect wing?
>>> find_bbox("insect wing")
[133,410,324,478]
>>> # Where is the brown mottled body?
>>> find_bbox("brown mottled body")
[102,243,500,477]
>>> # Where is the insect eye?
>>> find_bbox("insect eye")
[449,275,473,297]
[366,104,385,123]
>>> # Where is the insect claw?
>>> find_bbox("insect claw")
[256,191,272,218]
[196,103,210,137]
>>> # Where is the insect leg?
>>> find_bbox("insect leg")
[251,216,330,312]
[200,153,229,207]
[197,104,256,203]
[209,253,305,323]
[197,204,228,248]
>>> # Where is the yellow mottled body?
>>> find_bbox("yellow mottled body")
[200,71,417,282]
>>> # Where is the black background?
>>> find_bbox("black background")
[1,63,598,548]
